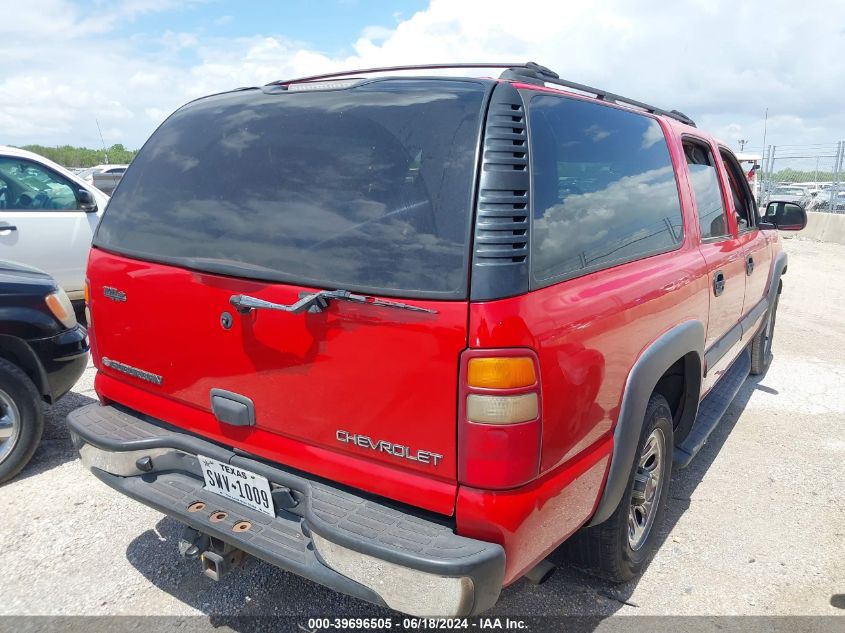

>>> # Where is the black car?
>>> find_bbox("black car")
[0,260,89,482]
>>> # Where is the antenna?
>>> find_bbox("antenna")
[95,118,108,164]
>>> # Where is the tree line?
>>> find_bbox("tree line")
[769,168,840,183]
[17,144,138,168]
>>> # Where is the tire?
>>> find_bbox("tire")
[561,393,673,582]
[0,358,44,484]
[750,292,779,376]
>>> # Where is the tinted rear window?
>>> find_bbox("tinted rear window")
[528,95,684,284]
[94,79,487,298]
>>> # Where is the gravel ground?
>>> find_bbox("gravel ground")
[0,237,843,625]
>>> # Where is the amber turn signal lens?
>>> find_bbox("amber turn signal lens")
[45,289,77,329]
[83,279,90,304]
[467,357,536,389]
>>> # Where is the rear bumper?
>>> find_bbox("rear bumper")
[67,403,505,616]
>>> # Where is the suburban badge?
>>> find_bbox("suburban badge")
[101,357,163,385]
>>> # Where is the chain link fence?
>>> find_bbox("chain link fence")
[758,141,845,213]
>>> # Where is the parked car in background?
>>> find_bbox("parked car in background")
[77,165,128,185]
[70,62,805,616]
[766,185,809,207]
[91,167,127,195]
[0,146,110,302]
[812,190,845,211]
[0,260,89,482]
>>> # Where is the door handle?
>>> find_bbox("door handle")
[713,270,726,297]
[0,225,17,234]
[746,255,755,275]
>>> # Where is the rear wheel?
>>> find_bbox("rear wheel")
[0,358,44,484]
[561,393,673,582]
[750,292,779,375]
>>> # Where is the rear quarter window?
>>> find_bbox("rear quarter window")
[528,95,684,285]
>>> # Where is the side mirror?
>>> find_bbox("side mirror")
[77,189,98,213]
[763,201,807,231]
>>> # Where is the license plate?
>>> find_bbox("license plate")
[199,455,275,517]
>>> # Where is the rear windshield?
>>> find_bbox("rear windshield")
[94,79,487,298]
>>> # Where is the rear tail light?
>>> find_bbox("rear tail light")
[459,350,541,489]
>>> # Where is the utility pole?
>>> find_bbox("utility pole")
[831,141,844,211]
[770,146,777,185]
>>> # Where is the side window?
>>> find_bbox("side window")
[684,141,729,240]
[0,157,79,211]
[719,149,756,232]
[528,96,684,283]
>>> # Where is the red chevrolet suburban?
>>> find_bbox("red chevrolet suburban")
[69,62,806,616]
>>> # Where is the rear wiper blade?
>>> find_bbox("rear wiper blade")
[229,289,437,315]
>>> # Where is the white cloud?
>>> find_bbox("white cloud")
[1,0,843,157]
[359,25,395,42]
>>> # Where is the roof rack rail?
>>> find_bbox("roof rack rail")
[270,62,529,87]
[500,63,696,127]
[269,61,696,128]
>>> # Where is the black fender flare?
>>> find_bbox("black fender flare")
[588,320,705,526]
[768,250,787,302]
[0,334,49,400]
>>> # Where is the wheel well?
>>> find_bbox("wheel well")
[0,336,48,401]
[653,352,701,444]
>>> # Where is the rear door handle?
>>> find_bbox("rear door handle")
[0,225,17,234]
[746,255,755,275]
[713,270,726,297]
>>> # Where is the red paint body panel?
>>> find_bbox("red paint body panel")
[468,246,710,475]
[86,247,467,514]
[456,435,612,584]
[95,371,457,514]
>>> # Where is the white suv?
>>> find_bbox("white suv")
[0,146,110,301]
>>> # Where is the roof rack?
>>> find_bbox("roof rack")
[501,62,696,127]
[270,62,527,87]
[270,61,696,128]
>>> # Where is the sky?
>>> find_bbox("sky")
[1,0,843,170]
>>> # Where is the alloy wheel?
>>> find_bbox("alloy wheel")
[0,388,21,464]
[628,427,666,551]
